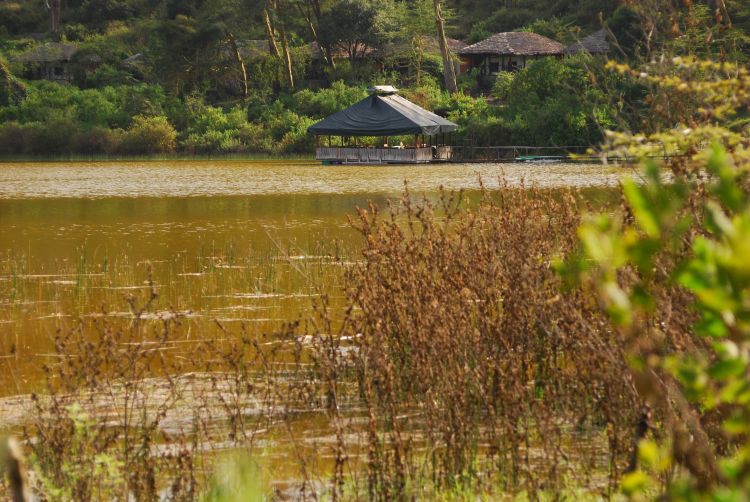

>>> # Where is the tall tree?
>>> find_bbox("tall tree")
[433,0,457,93]
[265,0,295,88]
[263,6,282,57]
[225,30,248,98]
[294,0,335,68]
[319,0,397,66]
[44,0,62,34]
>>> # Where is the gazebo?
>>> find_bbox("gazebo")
[308,86,458,164]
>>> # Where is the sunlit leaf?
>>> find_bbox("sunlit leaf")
[708,359,746,379]
[623,178,660,238]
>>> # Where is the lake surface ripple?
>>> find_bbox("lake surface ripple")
[0,160,628,198]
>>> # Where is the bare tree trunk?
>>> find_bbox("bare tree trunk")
[44,0,62,35]
[433,0,457,93]
[296,3,318,41]
[280,26,294,88]
[712,0,732,28]
[227,31,248,98]
[295,1,334,69]
[263,8,282,58]
[411,36,424,86]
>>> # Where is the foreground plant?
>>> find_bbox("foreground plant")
[563,53,750,498]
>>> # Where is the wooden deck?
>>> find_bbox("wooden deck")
[316,146,452,164]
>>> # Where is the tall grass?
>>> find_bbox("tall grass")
[308,185,641,498]
[1,184,653,500]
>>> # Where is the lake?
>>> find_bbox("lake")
[0,160,628,394]
[0,159,631,493]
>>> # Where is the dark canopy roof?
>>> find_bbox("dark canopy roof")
[308,93,458,136]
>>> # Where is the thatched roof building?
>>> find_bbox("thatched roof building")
[13,42,79,82]
[14,42,77,63]
[458,32,564,57]
[565,29,611,55]
[457,32,564,74]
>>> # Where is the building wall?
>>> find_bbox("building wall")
[460,54,561,75]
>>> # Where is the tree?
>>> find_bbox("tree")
[264,0,295,89]
[44,0,62,34]
[433,0,457,93]
[319,0,396,65]
[293,0,335,68]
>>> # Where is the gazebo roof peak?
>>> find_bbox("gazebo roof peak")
[367,85,399,95]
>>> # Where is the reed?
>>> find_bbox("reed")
[0,183,646,500]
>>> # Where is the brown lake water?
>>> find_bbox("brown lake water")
[0,160,627,493]
[0,160,628,393]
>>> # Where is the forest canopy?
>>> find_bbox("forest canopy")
[0,0,747,155]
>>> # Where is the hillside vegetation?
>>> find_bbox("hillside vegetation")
[0,0,747,155]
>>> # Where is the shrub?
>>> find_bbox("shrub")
[23,118,81,155]
[234,123,274,153]
[83,64,135,88]
[278,115,316,153]
[289,80,366,118]
[400,74,446,110]
[491,71,514,101]
[117,115,176,154]
[0,121,28,155]
[70,127,120,154]
[0,55,25,106]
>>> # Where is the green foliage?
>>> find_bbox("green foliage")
[0,0,47,35]
[561,56,750,497]
[118,115,177,154]
[319,0,400,62]
[456,56,637,147]
[453,0,619,39]
[521,17,578,44]
[0,54,25,106]
[607,5,644,59]
[287,80,366,118]
[491,71,514,101]
[201,455,269,501]
[572,145,750,496]
[0,80,363,155]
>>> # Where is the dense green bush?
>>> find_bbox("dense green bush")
[0,82,167,129]
[71,127,120,154]
[288,80,366,118]
[491,71,514,101]
[451,55,642,147]
[118,115,176,154]
[0,122,29,155]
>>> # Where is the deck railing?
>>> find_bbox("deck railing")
[316,147,443,164]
